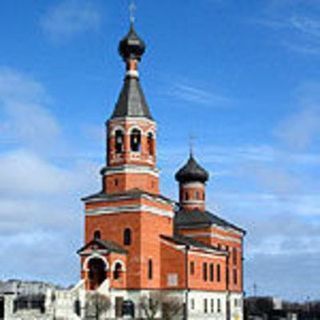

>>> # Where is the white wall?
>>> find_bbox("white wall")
[3,281,243,320]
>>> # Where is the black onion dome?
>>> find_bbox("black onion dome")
[175,153,209,183]
[119,23,146,61]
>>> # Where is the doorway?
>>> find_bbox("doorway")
[88,258,107,290]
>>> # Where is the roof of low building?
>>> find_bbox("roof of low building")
[174,208,246,234]
[161,234,226,254]
[82,188,174,205]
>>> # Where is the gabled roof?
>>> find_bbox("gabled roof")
[174,209,246,234]
[161,234,226,255]
[77,238,127,255]
[111,76,153,120]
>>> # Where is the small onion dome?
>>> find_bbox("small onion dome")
[175,153,209,184]
[119,23,146,61]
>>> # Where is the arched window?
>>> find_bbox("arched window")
[185,191,189,201]
[195,191,200,200]
[94,230,101,239]
[217,299,221,313]
[74,300,81,316]
[130,129,141,152]
[203,192,205,201]
[203,262,208,281]
[115,130,124,154]
[232,248,237,265]
[204,299,208,313]
[147,132,154,156]
[190,261,195,275]
[217,264,221,282]
[113,262,122,280]
[210,263,214,282]
[123,228,132,246]
[148,259,153,280]
[233,269,238,285]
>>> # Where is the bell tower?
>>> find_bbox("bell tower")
[80,22,175,292]
[101,23,159,195]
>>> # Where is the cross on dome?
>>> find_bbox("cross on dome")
[129,1,136,24]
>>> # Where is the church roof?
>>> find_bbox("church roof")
[111,76,153,119]
[161,234,226,254]
[77,238,127,255]
[175,153,209,183]
[82,188,175,205]
[110,23,153,120]
[118,23,146,61]
[174,208,246,234]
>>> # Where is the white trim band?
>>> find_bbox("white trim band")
[186,233,242,244]
[103,165,159,177]
[86,204,174,218]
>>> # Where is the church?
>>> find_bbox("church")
[76,21,246,320]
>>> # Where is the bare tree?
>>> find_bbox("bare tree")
[85,292,111,320]
[161,294,184,320]
[139,292,161,320]
[139,292,183,320]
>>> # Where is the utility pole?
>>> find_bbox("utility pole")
[253,283,257,297]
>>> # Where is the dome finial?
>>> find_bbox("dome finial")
[118,4,146,66]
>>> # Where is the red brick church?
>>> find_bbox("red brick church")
[77,22,245,320]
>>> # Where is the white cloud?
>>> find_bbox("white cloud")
[0,68,60,150]
[0,66,100,285]
[40,0,101,41]
[256,13,320,55]
[168,82,232,106]
[274,82,320,151]
[274,108,320,150]
[0,68,46,104]
[0,149,98,234]
[0,149,89,196]
[214,192,320,217]
[290,15,320,39]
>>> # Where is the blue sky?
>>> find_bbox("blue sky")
[1,0,320,301]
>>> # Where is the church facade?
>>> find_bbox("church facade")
[76,23,246,320]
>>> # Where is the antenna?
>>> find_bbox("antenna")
[253,282,258,296]
[129,0,136,24]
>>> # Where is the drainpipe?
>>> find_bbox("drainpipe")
[226,249,230,320]
[241,239,244,318]
[184,245,190,320]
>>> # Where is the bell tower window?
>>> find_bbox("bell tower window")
[130,129,141,152]
[147,132,154,156]
[94,230,101,239]
[115,130,124,154]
